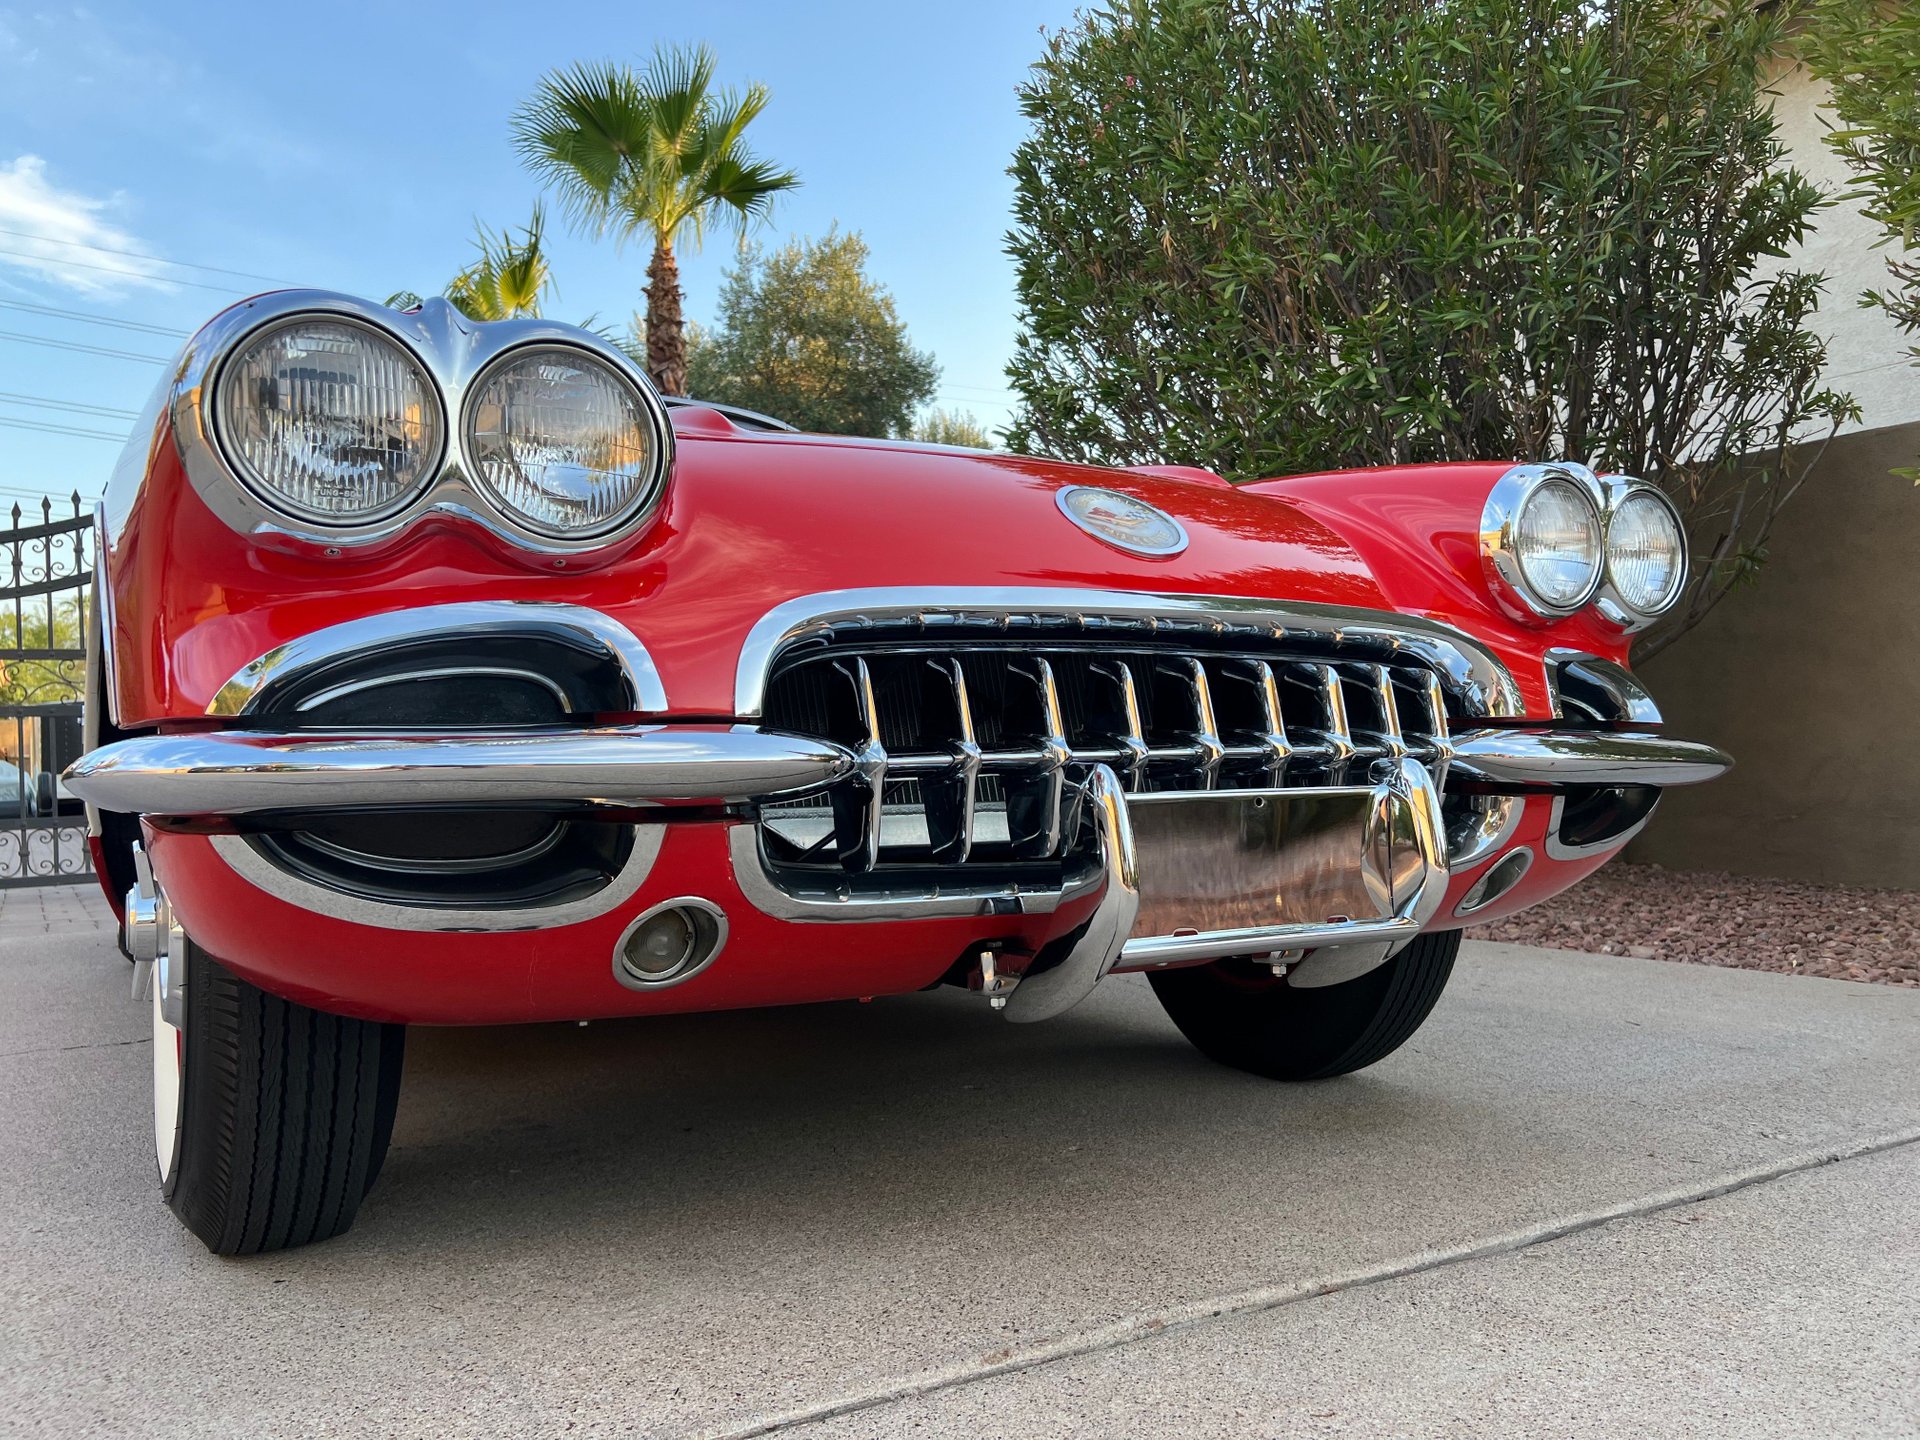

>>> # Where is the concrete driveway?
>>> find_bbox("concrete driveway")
[2,884,1916,1439]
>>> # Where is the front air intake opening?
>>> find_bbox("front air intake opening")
[249,810,633,909]
[244,630,637,728]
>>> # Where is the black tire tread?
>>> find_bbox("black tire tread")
[167,941,403,1255]
[1148,930,1460,1081]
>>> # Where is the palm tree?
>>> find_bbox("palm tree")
[512,46,798,396]
[444,209,555,322]
[388,209,555,323]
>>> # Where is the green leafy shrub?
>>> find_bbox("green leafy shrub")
[1006,0,1857,653]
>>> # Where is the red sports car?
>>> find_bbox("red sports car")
[68,290,1729,1254]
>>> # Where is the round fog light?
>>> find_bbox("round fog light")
[614,899,727,990]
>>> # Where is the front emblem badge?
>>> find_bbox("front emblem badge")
[1055,486,1189,557]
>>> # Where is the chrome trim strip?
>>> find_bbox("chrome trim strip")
[1544,792,1662,861]
[1002,765,1139,1022]
[1446,730,1730,788]
[208,825,665,933]
[207,601,669,716]
[62,725,854,816]
[163,290,675,554]
[733,587,1526,720]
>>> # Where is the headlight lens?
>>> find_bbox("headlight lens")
[216,318,442,523]
[1512,479,1603,611]
[466,347,662,537]
[1605,488,1686,616]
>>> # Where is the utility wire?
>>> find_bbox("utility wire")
[0,225,294,286]
[0,245,245,295]
[0,298,189,338]
[0,415,129,442]
[0,391,141,421]
[0,331,166,364]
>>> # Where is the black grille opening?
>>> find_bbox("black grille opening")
[760,641,1457,877]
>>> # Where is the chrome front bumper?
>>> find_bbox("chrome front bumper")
[63,723,1731,816]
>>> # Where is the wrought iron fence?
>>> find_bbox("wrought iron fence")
[1,493,92,886]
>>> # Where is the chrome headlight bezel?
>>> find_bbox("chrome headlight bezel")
[460,341,674,542]
[1479,462,1607,621]
[1595,478,1688,630]
[207,312,448,528]
[170,289,676,556]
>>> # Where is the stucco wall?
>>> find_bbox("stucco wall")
[1630,420,1920,889]
[1767,63,1919,436]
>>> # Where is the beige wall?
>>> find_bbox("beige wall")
[1631,421,1920,889]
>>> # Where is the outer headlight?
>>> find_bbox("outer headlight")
[1482,468,1605,619]
[465,346,668,539]
[214,317,443,524]
[1603,486,1686,619]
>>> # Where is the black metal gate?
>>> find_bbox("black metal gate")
[1,495,92,886]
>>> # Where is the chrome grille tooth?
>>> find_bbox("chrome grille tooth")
[920,656,980,864]
[1005,655,1071,858]
[827,656,887,872]
[1369,662,1411,762]
[1155,655,1225,789]
[1224,657,1293,786]
[1091,658,1149,791]
[1422,669,1453,789]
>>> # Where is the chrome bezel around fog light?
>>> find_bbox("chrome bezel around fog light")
[165,289,676,555]
[1595,478,1688,632]
[612,897,728,991]
[1480,462,1607,622]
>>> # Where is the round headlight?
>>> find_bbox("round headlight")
[1605,487,1686,617]
[465,346,665,538]
[215,317,442,524]
[1510,478,1603,612]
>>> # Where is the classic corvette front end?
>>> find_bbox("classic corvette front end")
[69,290,1729,1252]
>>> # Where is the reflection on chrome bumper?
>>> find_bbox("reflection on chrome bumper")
[1445,728,1731,788]
[62,726,855,815]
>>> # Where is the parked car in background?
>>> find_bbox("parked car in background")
[67,291,1730,1253]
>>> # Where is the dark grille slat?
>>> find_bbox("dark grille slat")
[760,641,1462,875]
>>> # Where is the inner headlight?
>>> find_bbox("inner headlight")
[1510,478,1603,612]
[1605,487,1686,617]
[465,346,666,538]
[215,317,442,524]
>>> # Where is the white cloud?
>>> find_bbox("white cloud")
[0,154,171,296]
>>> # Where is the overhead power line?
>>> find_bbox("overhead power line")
[0,299,190,339]
[0,245,244,295]
[0,225,294,287]
[0,331,167,364]
[0,392,142,420]
[0,415,129,443]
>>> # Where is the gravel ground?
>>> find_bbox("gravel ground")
[1471,862,1920,987]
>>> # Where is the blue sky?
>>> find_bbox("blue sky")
[0,0,1082,509]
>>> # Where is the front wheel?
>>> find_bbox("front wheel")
[154,938,405,1254]
[1148,930,1461,1081]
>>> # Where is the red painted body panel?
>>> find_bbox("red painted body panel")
[98,313,1658,1024]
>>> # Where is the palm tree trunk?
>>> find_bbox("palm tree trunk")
[645,242,687,396]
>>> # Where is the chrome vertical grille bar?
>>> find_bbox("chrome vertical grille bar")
[1366,663,1410,760]
[831,656,888,871]
[921,657,980,863]
[1093,658,1150,788]
[1007,656,1071,857]
[1227,658,1292,784]
[1159,655,1225,787]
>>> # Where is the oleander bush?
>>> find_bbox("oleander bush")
[1005,0,1858,653]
